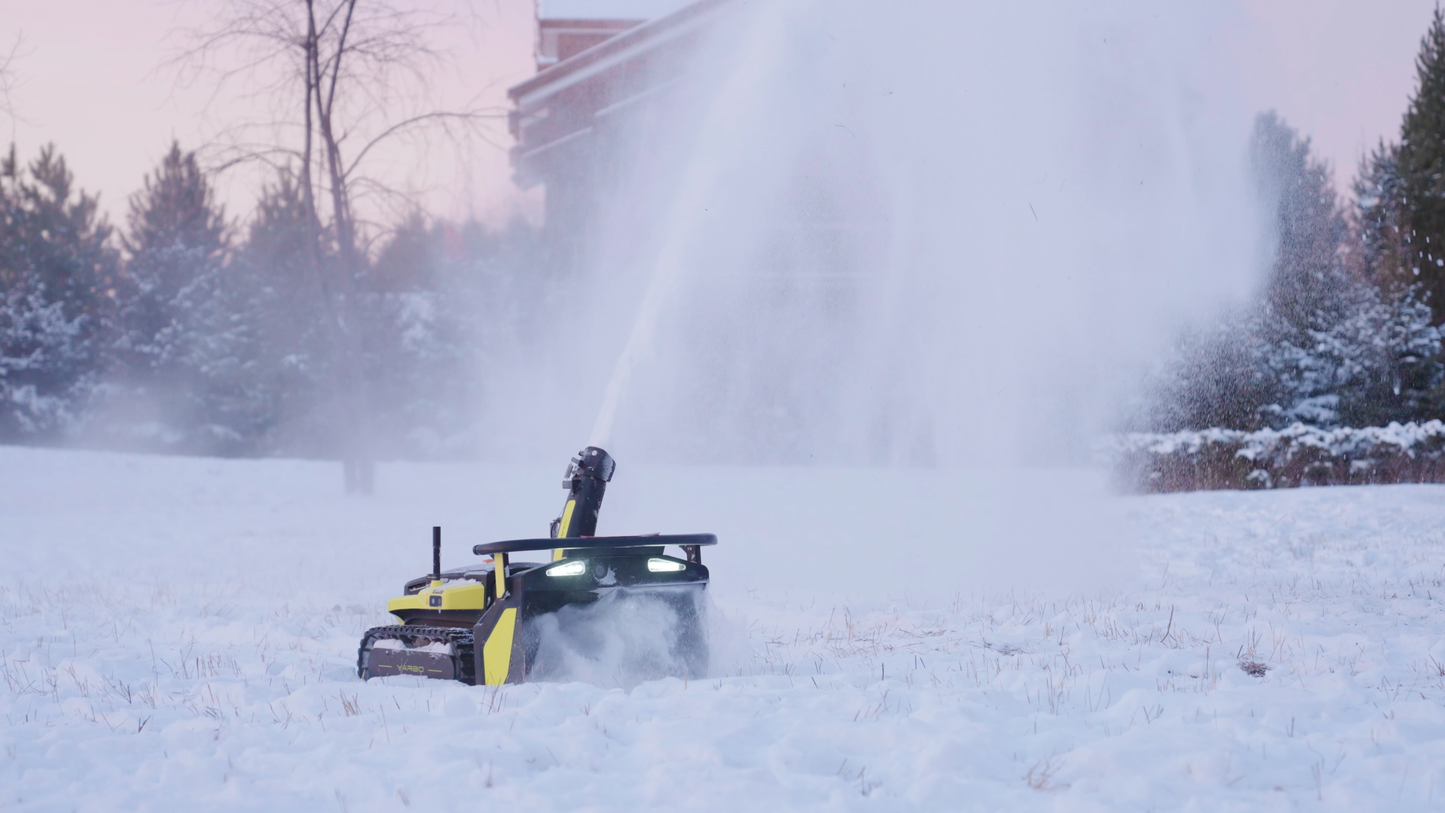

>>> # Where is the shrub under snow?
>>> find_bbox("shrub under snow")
[1106,421,1445,492]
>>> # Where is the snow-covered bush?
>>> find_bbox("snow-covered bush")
[0,145,116,441]
[1255,282,1442,428]
[0,288,92,436]
[1105,421,1445,492]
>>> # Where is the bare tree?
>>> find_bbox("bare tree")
[0,35,22,127]
[174,0,500,493]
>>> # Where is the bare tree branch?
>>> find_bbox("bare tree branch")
[168,0,498,493]
[0,34,27,131]
[342,109,503,180]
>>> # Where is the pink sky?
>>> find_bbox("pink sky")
[0,0,1438,228]
[0,0,540,228]
[1239,0,1441,182]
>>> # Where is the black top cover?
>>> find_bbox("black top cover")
[474,533,717,556]
[553,447,615,539]
[567,447,615,487]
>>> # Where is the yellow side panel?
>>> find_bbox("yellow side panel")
[483,607,517,686]
[557,500,576,536]
[387,594,425,615]
[439,583,488,610]
[554,499,576,561]
[386,580,490,618]
[493,553,508,601]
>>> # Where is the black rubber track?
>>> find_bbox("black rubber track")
[358,624,476,684]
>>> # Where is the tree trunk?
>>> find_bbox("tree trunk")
[304,0,375,495]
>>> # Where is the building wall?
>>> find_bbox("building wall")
[511,0,730,271]
[537,19,640,72]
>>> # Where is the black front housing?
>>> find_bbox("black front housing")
[470,533,716,684]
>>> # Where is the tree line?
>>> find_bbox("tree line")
[0,1,521,494]
[1149,8,1445,433]
[11,5,1445,468]
[0,140,539,460]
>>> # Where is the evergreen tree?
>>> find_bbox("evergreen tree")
[362,214,464,457]
[226,170,333,455]
[1154,114,1443,431]
[357,215,543,458]
[1396,4,1445,320]
[1247,112,1445,427]
[1351,140,1408,282]
[1253,282,1442,427]
[0,288,90,437]
[0,145,119,322]
[1151,312,1274,431]
[369,211,435,293]
[95,141,266,453]
[117,141,227,377]
[1250,111,1351,331]
[0,144,119,439]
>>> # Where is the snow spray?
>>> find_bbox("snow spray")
[585,9,795,451]
[528,589,746,687]
[510,0,1265,596]
[573,0,1260,466]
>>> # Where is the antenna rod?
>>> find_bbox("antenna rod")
[432,526,442,582]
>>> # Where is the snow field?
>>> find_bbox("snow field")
[2,447,1445,810]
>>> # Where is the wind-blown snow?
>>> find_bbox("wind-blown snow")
[2,447,1444,809]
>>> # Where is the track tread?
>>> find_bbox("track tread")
[358,624,476,684]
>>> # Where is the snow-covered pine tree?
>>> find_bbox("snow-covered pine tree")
[0,144,119,440]
[225,170,333,456]
[357,214,542,458]
[1251,112,1444,427]
[117,142,227,375]
[1160,112,1358,431]
[1351,141,1408,282]
[361,214,477,457]
[105,141,264,453]
[1345,284,1442,425]
[1255,281,1442,428]
[0,289,90,438]
[1147,309,1275,432]
[1397,5,1445,321]
[1344,138,1445,425]
[1251,111,1351,333]
[1152,113,1443,431]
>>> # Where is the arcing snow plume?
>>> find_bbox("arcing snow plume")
[586,9,798,450]
[485,0,1267,596]
[566,0,1260,467]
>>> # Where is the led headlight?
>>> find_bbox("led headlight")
[647,558,686,573]
[546,560,586,577]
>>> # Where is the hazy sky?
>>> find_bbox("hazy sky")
[0,0,539,229]
[1239,0,1441,180]
[0,0,1438,229]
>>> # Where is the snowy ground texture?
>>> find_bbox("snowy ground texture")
[3,447,1445,810]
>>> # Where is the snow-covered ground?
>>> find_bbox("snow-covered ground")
[3,446,1444,810]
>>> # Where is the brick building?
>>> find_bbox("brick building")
[509,0,732,267]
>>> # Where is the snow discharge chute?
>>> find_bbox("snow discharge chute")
[357,447,716,685]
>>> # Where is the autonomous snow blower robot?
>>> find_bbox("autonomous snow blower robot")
[357,447,715,685]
